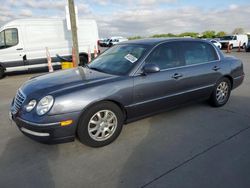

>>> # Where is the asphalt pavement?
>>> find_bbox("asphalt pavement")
[0,50,249,188]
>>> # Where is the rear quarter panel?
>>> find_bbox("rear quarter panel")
[223,56,244,89]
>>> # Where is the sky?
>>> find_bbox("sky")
[0,0,249,37]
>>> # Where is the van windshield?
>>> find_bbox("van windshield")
[89,44,148,75]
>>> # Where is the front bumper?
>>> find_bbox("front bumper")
[11,111,81,144]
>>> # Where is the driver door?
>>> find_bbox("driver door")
[0,27,26,72]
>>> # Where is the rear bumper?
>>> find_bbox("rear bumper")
[12,111,81,144]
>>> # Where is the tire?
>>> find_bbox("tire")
[77,101,124,147]
[242,43,246,50]
[230,44,233,50]
[0,66,5,79]
[79,55,88,66]
[209,77,231,107]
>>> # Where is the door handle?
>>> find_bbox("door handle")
[212,66,221,71]
[16,48,23,51]
[172,73,183,79]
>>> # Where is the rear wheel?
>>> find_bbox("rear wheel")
[0,66,5,79]
[77,101,124,147]
[209,77,231,107]
[242,43,246,50]
[79,54,88,66]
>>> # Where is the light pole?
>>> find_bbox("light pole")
[68,0,80,66]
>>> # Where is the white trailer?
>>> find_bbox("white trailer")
[0,18,99,78]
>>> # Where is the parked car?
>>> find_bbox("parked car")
[245,39,250,52]
[98,38,109,47]
[109,37,128,46]
[0,18,99,79]
[210,39,222,49]
[101,38,112,47]
[220,34,248,49]
[10,38,244,147]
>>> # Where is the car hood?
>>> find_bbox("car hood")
[20,67,117,98]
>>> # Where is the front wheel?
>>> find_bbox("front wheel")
[229,44,233,50]
[209,78,231,107]
[77,102,124,147]
[0,66,5,79]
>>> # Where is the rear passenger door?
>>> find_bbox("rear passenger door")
[176,41,222,101]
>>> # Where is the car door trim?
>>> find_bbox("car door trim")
[125,84,214,108]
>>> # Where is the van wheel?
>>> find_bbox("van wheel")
[77,101,124,147]
[0,66,5,79]
[79,55,88,66]
[209,77,231,107]
[229,44,233,50]
[242,43,246,49]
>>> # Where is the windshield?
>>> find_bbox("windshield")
[220,36,234,40]
[89,44,148,75]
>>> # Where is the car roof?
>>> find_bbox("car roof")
[121,38,208,46]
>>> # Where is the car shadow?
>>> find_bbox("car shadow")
[0,136,58,188]
[117,95,250,187]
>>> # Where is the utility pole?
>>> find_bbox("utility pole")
[68,0,80,65]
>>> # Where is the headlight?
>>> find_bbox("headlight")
[36,95,54,116]
[25,100,37,112]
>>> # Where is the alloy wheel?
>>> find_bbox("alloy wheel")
[216,81,229,103]
[88,110,118,141]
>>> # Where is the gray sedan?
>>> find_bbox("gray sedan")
[10,38,244,147]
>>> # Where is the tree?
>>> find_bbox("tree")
[216,31,227,38]
[202,30,216,38]
[178,32,199,38]
[128,36,143,40]
[232,28,245,34]
[151,33,177,38]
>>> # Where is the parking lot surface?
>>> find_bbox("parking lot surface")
[0,51,250,188]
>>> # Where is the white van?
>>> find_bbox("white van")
[220,34,248,49]
[0,18,99,78]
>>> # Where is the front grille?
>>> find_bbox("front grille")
[12,89,26,114]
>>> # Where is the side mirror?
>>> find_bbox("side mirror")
[142,63,160,74]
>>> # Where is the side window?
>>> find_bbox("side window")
[0,31,4,49]
[181,42,218,65]
[0,28,18,49]
[5,29,18,47]
[146,43,181,70]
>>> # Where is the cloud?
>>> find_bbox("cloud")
[96,5,250,37]
[0,1,249,38]
[92,0,176,6]
[19,9,33,17]
[229,4,238,10]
